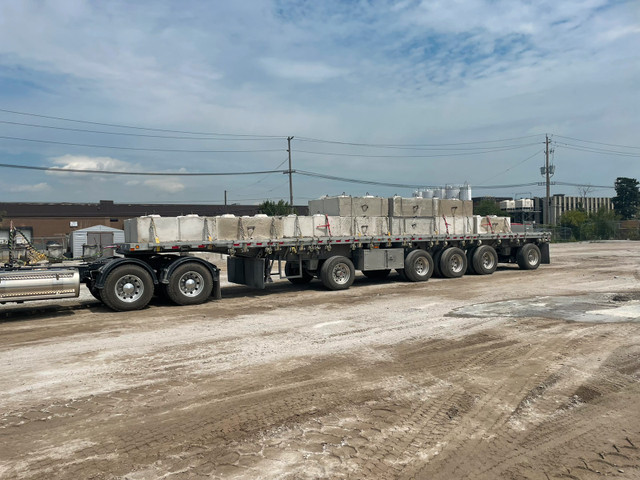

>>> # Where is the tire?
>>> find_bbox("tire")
[432,250,444,278]
[285,261,314,285]
[440,247,467,278]
[466,248,476,275]
[403,250,434,282]
[472,245,498,275]
[320,256,355,290]
[516,243,541,270]
[362,269,391,280]
[166,262,213,306]
[101,264,154,311]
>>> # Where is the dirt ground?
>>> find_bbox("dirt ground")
[1,241,639,479]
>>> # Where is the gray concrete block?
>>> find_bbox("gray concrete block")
[388,197,439,217]
[308,196,389,216]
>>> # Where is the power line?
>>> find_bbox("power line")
[554,142,640,157]
[476,150,543,185]
[0,120,282,141]
[295,133,544,148]
[0,135,283,153]
[0,107,285,138]
[554,135,640,150]
[0,162,288,176]
[293,143,541,158]
[555,181,615,189]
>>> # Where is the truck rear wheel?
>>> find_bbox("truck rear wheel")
[440,247,467,278]
[362,269,391,280]
[166,262,213,305]
[102,264,154,311]
[320,256,355,290]
[472,245,498,275]
[516,243,541,270]
[285,261,314,284]
[403,250,434,282]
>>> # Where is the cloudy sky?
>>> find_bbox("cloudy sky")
[0,0,638,205]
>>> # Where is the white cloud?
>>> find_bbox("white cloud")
[260,57,349,82]
[8,182,50,193]
[143,178,185,193]
[49,154,135,174]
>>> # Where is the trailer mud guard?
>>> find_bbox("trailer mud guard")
[227,257,266,289]
[540,242,551,264]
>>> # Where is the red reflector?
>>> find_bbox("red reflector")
[336,240,342,243]
[198,245,205,249]
[172,246,179,250]
[233,243,240,246]
[257,243,262,246]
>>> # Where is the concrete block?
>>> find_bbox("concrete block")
[390,217,438,235]
[124,215,179,243]
[439,199,473,217]
[388,197,439,217]
[315,215,353,237]
[238,215,284,240]
[216,215,240,240]
[308,196,388,216]
[283,215,314,237]
[178,215,205,242]
[353,216,390,236]
[473,215,511,234]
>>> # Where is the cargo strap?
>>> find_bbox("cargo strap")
[442,215,450,235]
[482,216,495,234]
[317,214,332,236]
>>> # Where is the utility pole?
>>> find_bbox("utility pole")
[224,190,227,207]
[287,136,294,211]
[545,134,550,225]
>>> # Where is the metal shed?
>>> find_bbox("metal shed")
[70,225,125,259]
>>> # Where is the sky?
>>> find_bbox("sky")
[0,0,638,205]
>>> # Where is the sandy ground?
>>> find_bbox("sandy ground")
[1,241,639,479]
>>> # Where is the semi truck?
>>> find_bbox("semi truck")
[0,195,550,312]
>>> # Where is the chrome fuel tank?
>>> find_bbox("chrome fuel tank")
[0,269,80,303]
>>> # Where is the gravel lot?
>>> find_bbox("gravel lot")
[1,241,639,479]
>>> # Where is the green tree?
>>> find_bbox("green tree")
[612,177,640,220]
[560,210,588,240]
[474,198,503,216]
[589,209,617,240]
[258,200,292,216]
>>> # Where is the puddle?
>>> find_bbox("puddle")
[453,292,640,323]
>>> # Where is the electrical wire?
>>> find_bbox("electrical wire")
[0,135,283,153]
[555,181,615,189]
[0,108,285,138]
[554,135,640,150]
[0,162,288,176]
[0,120,283,141]
[293,143,541,158]
[476,150,543,185]
[295,133,544,148]
[554,142,640,157]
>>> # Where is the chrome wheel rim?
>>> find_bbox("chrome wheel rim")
[115,275,145,303]
[178,271,205,297]
[451,254,464,274]
[527,249,539,266]
[415,257,429,276]
[332,264,351,285]
[481,252,495,270]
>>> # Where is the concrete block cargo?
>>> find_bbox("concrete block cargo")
[1,194,550,312]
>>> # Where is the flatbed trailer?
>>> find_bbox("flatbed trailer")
[1,230,551,312]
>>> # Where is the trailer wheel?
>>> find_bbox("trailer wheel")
[403,250,434,282]
[320,256,355,290]
[102,264,154,311]
[516,243,541,270]
[166,262,213,305]
[285,261,314,285]
[440,247,467,278]
[472,245,498,275]
[362,269,391,280]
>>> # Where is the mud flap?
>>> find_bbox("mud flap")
[540,242,551,264]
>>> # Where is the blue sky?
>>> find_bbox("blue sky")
[0,0,638,204]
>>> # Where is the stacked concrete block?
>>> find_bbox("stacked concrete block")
[283,215,314,237]
[439,215,472,235]
[308,196,389,217]
[178,215,206,241]
[390,217,438,235]
[473,215,512,234]
[439,199,473,217]
[353,216,390,236]
[388,196,440,217]
[124,215,179,243]
[314,215,354,237]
